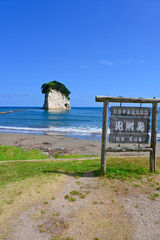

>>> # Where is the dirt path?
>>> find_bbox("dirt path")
[2,173,160,240]
[2,173,131,240]
[0,157,100,164]
[124,193,160,240]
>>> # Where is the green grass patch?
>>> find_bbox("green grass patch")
[53,211,60,216]
[0,157,159,188]
[151,193,159,200]
[54,152,97,159]
[99,157,156,180]
[0,145,49,161]
[70,190,80,196]
[69,197,76,202]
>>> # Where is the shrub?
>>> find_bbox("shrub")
[41,81,71,99]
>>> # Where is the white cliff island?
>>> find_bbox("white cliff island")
[41,81,71,110]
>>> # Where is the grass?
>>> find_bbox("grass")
[39,228,46,233]
[0,145,49,161]
[69,197,76,202]
[52,237,74,240]
[54,152,97,159]
[0,146,159,187]
[0,145,97,161]
[51,196,56,200]
[79,194,85,199]
[151,193,159,200]
[0,157,159,188]
[65,195,70,199]
[41,209,45,214]
[64,190,86,201]
[53,211,60,216]
[1,155,160,240]
[70,190,80,195]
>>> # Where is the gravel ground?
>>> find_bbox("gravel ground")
[3,173,131,240]
[124,193,160,240]
[2,172,160,239]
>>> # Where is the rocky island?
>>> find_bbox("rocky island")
[41,81,71,110]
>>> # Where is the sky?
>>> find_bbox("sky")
[0,0,160,107]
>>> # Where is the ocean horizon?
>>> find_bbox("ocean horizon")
[1,106,160,141]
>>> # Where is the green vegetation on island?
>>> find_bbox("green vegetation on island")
[41,81,71,100]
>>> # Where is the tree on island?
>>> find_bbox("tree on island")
[41,80,71,100]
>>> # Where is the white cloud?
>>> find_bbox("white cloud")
[80,64,88,68]
[100,59,145,66]
[137,60,145,64]
[100,60,115,66]
[0,93,41,98]
[117,60,133,64]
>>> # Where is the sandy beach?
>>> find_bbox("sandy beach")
[0,132,159,157]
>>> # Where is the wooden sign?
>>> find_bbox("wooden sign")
[109,133,149,143]
[109,107,151,143]
[96,96,160,173]
[110,106,151,117]
[110,117,150,133]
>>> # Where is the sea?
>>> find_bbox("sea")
[0,106,160,141]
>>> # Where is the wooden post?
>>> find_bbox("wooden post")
[101,101,109,174]
[150,102,158,172]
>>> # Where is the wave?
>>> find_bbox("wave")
[1,125,160,140]
[0,125,103,135]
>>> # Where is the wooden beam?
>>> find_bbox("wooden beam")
[106,147,153,152]
[96,96,160,104]
[101,101,109,174]
[150,103,158,172]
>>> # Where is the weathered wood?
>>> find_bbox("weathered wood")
[150,103,158,172]
[106,147,153,152]
[96,96,160,103]
[101,101,109,174]
[110,106,151,117]
[110,117,150,134]
[109,133,149,144]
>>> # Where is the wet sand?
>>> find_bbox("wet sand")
[0,132,160,157]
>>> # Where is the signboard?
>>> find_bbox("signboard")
[110,106,151,117]
[96,96,160,173]
[109,107,151,143]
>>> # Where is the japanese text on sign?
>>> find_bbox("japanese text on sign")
[109,107,151,144]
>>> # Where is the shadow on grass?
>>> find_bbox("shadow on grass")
[43,169,99,178]
[1,158,158,188]
[42,164,153,180]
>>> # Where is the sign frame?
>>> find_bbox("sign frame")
[95,96,160,174]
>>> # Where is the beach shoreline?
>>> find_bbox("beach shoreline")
[0,132,160,157]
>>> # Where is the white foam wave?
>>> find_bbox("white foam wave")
[0,125,104,135]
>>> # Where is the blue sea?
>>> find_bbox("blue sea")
[0,107,160,141]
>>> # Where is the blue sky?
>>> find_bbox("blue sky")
[0,0,160,107]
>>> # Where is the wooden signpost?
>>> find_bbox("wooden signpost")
[95,96,160,174]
